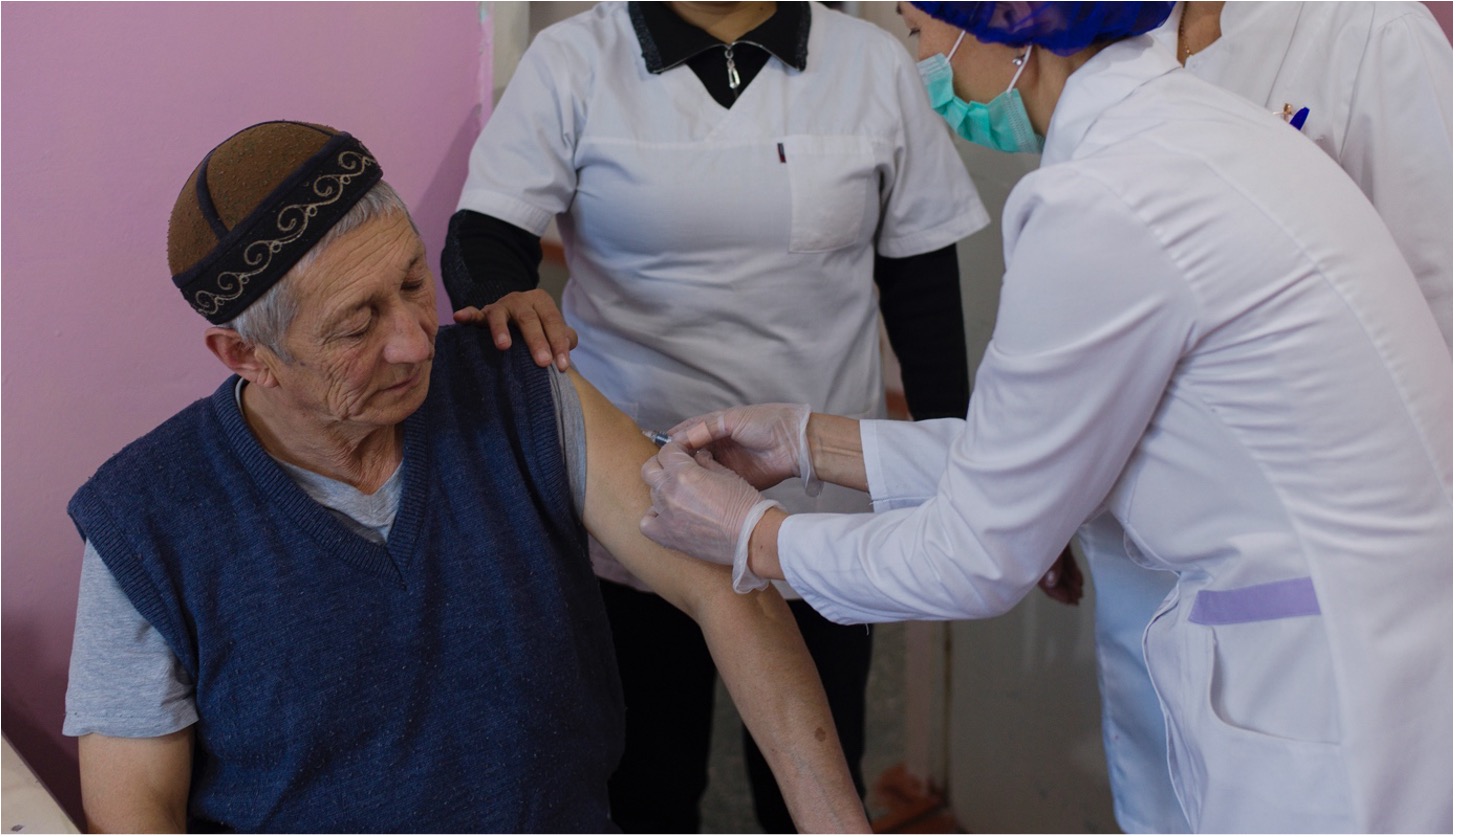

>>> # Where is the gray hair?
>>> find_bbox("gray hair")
[225,180,415,360]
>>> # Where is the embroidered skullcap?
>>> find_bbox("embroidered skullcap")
[911,2,1174,56]
[167,120,382,324]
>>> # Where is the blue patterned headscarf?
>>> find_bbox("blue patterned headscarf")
[911,2,1175,56]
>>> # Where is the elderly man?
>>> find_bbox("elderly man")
[62,121,867,833]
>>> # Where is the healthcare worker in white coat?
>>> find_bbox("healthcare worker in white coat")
[1082,4,1455,830]
[639,2,1454,832]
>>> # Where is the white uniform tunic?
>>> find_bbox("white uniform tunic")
[1089,6,1455,830]
[779,35,1452,833]
[459,1,985,588]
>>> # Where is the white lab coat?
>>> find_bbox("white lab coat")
[458,1,985,591]
[779,35,1452,833]
[1093,5,1455,830]
[1157,1,1453,348]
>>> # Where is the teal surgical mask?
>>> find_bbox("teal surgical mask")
[917,32,1043,154]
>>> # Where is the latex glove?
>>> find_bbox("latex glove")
[641,442,783,592]
[668,403,821,496]
[453,289,578,371]
[1037,546,1085,606]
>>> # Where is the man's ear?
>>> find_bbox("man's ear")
[204,328,280,388]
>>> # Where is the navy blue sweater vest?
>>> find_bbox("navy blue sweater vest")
[69,327,624,832]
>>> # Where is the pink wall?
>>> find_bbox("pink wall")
[1,2,489,822]
[1,0,1450,827]
[1426,0,1455,38]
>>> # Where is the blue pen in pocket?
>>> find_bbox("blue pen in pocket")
[1277,103,1311,132]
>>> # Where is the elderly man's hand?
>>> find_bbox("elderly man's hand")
[453,289,577,371]
[641,442,782,592]
[669,404,819,494]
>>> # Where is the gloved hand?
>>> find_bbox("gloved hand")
[668,403,822,496]
[641,442,783,592]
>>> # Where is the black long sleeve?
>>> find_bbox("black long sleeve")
[440,209,544,310]
[875,244,971,420]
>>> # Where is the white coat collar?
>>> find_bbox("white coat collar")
[1149,2,1303,108]
[1040,34,1181,168]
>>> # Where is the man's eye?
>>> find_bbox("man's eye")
[337,317,372,339]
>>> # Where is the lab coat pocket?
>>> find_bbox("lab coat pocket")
[781,135,878,253]
[1195,580,1338,745]
[1172,598,1354,832]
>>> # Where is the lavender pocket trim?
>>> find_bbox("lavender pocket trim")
[1190,577,1320,625]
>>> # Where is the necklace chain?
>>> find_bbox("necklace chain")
[1178,8,1208,61]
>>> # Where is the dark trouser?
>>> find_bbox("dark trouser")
[601,579,872,833]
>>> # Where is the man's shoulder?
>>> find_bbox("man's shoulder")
[73,380,232,502]
[433,325,551,388]
[427,327,563,453]
[430,325,572,486]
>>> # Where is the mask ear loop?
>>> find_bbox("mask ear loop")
[946,30,967,61]
[1006,47,1032,93]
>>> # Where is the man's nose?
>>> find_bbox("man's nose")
[382,304,434,365]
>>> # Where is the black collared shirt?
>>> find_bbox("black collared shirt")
[630,1,810,108]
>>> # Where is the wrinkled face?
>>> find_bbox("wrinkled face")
[899,2,1023,104]
[266,211,438,432]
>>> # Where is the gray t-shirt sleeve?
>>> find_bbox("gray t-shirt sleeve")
[63,542,197,738]
[548,365,588,518]
[64,369,587,739]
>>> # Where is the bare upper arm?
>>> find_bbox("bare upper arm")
[566,371,867,831]
[567,368,735,616]
[79,727,192,833]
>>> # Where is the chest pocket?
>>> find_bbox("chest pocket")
[781,135,879,253]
